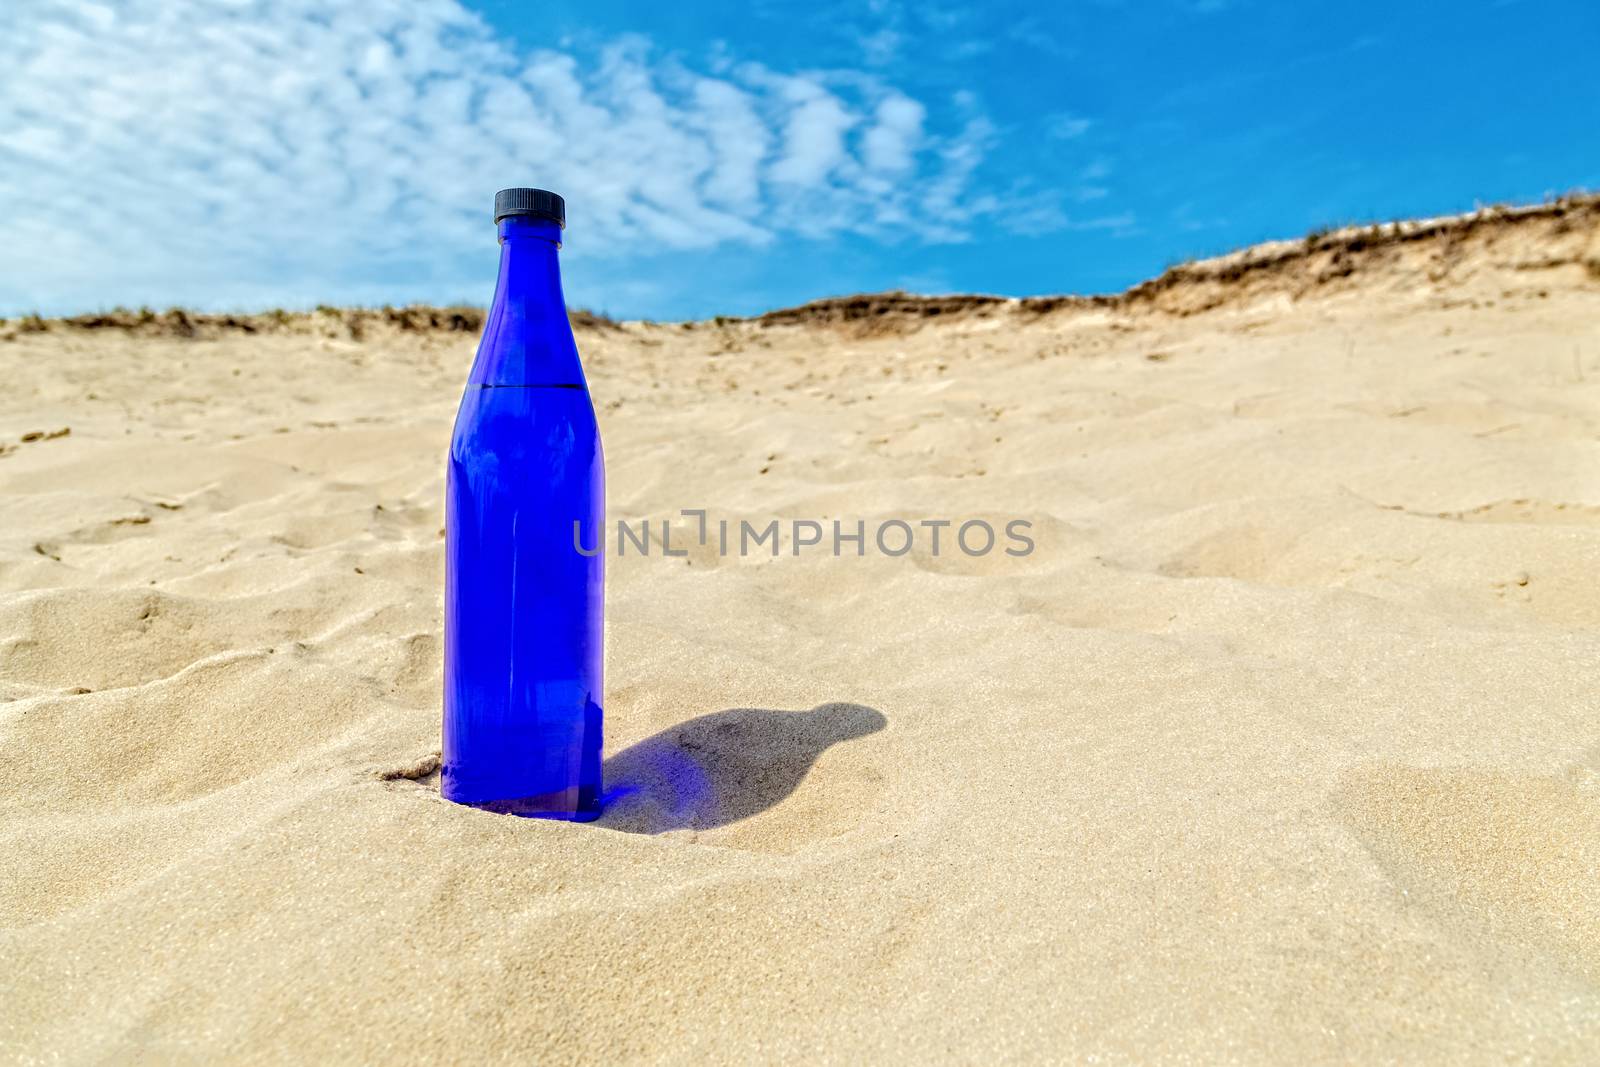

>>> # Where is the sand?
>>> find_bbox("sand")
[3,200,1600,1063]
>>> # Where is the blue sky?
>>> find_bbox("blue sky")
[2,0,1595,319]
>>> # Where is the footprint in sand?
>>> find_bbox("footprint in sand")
[1334,761,1600,980]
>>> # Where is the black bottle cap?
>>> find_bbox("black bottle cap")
[493,188,565,227]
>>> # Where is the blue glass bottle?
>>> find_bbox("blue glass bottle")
[443,188,604,820]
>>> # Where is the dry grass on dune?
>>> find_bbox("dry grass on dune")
[2,196,1600,1063]
[7,192,1598,341]
[0,303,603,342]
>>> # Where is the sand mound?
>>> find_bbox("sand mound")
[3,199,1600,1062]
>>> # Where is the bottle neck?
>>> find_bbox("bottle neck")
[470,216,584,387]
[489,216,565,311]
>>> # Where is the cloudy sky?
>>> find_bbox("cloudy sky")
[2,0,1596,319]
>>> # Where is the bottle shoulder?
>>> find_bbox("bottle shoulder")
[469,314,587,387]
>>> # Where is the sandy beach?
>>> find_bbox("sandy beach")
[3,200,1599,1062]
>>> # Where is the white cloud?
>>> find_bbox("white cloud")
[1046,113,1092,140]
[1072,156,1114,202]
[862,94,926,175]
[859,28,902,66]
[918,112,999,238]
[0,0,1011,313]
[765,76,858,188]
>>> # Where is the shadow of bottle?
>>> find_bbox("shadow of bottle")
[597,702,886,835]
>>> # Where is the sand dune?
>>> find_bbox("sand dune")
[3,199,1600,1062]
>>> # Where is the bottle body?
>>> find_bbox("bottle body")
[442,213,604,819]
